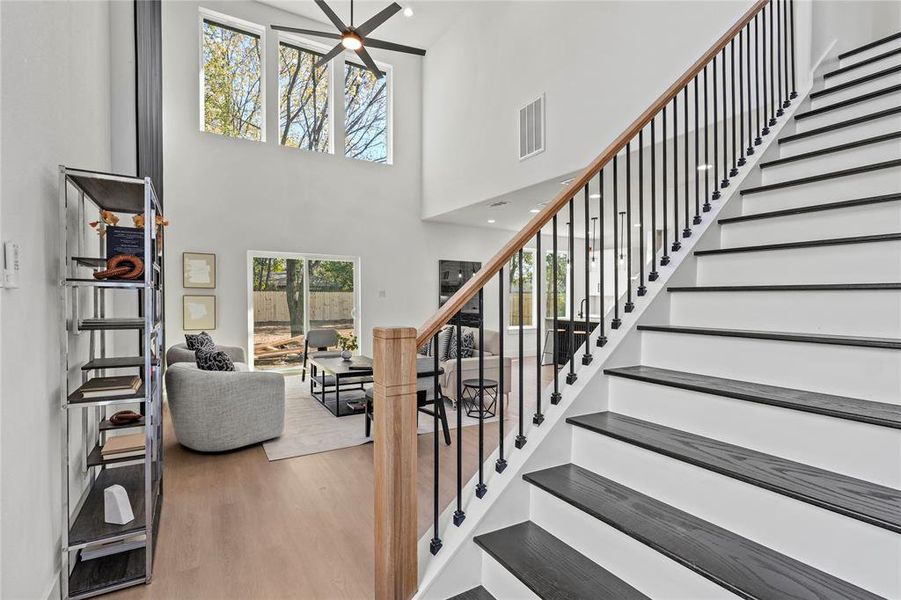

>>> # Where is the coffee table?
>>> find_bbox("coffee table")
[309,356,374,417]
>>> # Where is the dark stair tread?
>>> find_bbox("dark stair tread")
[796,84,901,121]
[667,283,901,291]
[761,132,901,168]
[473,521,650,600]
[826,47,901,79]
[810,64,901,100]
[780,108,901,144]
[446,586,496,600]
[839,31,901,61]
[565,413,901,533]
[741,160,901,194]
[524,464,884,600]
[719,193,901,224]
[637,324,901,350]
[694,233,901,255]
[604,365,901,429]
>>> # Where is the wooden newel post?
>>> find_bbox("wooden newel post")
[372,327,419,600]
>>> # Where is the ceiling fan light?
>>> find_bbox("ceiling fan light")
[341,32,363,50]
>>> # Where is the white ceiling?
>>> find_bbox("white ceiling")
[258,0,478,49]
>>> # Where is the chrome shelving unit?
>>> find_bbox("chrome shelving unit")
[58,167,164,599]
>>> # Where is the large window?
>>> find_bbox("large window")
[344,62,389,163]
[508,250,536,328]
[278,43,330,152]
[202,18,263,140]
[546,251,569,318]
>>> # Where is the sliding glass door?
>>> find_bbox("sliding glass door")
[249,252,359,371]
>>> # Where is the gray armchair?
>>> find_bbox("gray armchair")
[164,344,285,452]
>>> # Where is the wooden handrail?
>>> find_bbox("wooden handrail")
[417,0,768,347]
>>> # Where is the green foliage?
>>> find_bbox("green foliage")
[253,257,286,291]
[203,21,262,140]
[336,332,358,352]
[308,260,354,292]
[279,44,330,151]
[545,252,568,317]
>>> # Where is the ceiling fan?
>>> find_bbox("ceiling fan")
[271,0,426,78]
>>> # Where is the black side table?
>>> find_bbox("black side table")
[460,378,499,418]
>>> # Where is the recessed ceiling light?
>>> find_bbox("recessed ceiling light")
[487,219,496,224]
[589,193,601,199]
[403,6,414,17]
[530,209,540,213]
[560,178,575,186]
[697,164,712,171]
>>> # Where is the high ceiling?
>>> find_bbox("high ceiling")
[258,0,478,49]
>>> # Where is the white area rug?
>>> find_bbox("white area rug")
[263,375,504,461]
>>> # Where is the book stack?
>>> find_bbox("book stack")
[79,375,141,399]
[100,433,146,461]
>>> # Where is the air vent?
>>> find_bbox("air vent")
[519,95,545,160]
[489,200,510,207]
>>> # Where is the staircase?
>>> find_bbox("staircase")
[444,30,901,600]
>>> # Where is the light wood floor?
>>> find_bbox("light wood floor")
[110,358,557,600]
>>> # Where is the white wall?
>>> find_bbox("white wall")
[421,0,756,219]
[162,0,508,355]
[0,2,115,598]
[811,0,901,62]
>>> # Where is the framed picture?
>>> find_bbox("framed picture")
[183,295,216,330]
[183,252,216,288]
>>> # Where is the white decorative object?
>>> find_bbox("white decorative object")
[104,485,135,525]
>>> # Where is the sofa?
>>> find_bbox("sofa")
[165,344,285,452]
[431,327,512,406]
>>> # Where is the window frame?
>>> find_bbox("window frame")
[507,247,538,330]
[343,58,394,165]
[276,35,336,154]
[545,249,570,320]
[198,9,267,142]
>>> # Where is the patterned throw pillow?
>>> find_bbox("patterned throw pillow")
[448,330,476,359]
[417,339,431,356]
[185,331,214,351]
[195,347,235,371]
[436,326,454,361]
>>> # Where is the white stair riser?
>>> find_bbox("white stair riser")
[529,487,739,600]
[762,138,901,184]
[827,53,901,87]
[778,114,901,156]
[723,200,901,245]
[480,552,540,600]
[696,240,901,286]
[839,38,901,69]
[810,71,901,108]
[640,330,901,404]
[796,90,901,132]
[740,168,901,212]
[669,289,901,338]
[609,377,901,487]
[572,430,901,599]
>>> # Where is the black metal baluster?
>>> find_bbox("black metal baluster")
[496,269,507,472]
[515,250,526,449]
[746,23,755,156]
[684,84,692,235]
[649,120,660,279]
[566,199,578,382]
[625,142,635,311]
[430,332,442,555]
[703,66,712,213]
[596,169,609,347]
[673,94,682,252]
[713,56,721,200]
[777,0,785,114]
[755,14,763,144]
[612,156,622,328]
[693,75,701,224]
[533,232,544,424]
[583,186,594,359]
[738,29,747,167]
[551,215,561,404]
[721,48,730,188]
[769,2,776,127]
[789,0,797,99]
[475,289,487,498]
[730,39,739,177]
[662,106,671,263]
[638,128,648,294]
[453,317,464,526]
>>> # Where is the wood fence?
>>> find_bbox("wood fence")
[253,291,353,323]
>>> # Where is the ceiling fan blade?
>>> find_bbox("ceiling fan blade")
[314,0,347,32]
[354,47,384,78]
[354,2,402,37]
[315,43,346,69]
[363,36,426,56]
[270,25,341,40]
